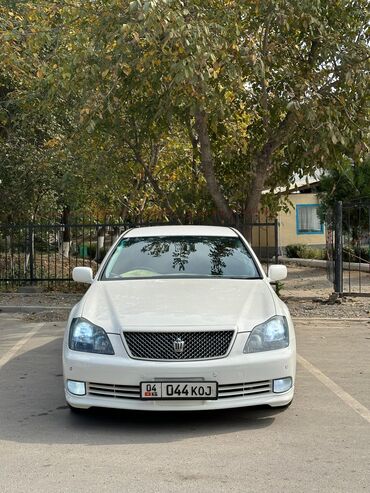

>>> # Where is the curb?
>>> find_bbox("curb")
[281,257,370,273]
[0,305,71,314]
[293,317,370,322]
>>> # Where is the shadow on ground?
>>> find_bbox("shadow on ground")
[0,336,286,446]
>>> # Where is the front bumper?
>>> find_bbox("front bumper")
[63,333,296,411]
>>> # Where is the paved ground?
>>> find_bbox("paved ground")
[0,314,369,492]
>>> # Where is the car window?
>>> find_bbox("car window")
[101,236,260,280]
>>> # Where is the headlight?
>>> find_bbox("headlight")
[244,316,289,353]
[69,318,114,355]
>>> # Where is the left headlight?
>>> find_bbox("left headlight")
[244,315,289,353]
[69,318,114,355]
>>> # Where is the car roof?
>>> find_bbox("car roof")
[124,225,238,238]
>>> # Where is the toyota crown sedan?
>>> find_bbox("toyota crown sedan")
[63,225,296,411]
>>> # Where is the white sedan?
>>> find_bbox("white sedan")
[63,225,296,411]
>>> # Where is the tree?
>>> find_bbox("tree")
[320,157,370,206]
[1,1,369,237]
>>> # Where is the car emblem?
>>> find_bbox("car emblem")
[173,337,185,354]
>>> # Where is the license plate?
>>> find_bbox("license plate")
[140,381,218,400]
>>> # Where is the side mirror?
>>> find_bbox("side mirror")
[268,265,287,282]
[72,267,94,284]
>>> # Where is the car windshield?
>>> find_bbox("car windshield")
[101,235,260,280]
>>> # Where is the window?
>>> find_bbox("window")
[101,236,261,280]
[296,204,324,234]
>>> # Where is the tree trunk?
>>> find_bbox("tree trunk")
[242,157,269,242]
[194,106,235,224]
[95,226,105,263]
[186,118,200,183]
[5,215,14,277]
[61,206,71,258]
[193,105,296,238]
[24,222,35,279]
[112,226,120,244]
[6,234,14,277]
[242,111,298,241]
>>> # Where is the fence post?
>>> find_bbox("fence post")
[28,223,35,285]
[274,218,279,264]
[334,201,343,294]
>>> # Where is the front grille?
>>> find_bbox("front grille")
[123,331,235,361]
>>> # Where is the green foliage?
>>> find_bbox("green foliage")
[285,244,326,260]
[343,246,370,263]
[274,280,284,298]
[0,1,369,226]
[319,156,370,218]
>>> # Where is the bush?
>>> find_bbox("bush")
[285,244,326,260]
[81,243,109,261]
[343,246,370,263]
[285,244,305,258]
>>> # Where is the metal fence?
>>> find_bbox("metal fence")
[0,220,279,289]
[329,200,370,296]
[0,221,126,288]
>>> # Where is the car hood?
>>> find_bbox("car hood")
[80,279,276,334]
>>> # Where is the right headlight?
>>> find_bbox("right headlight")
[244,315,289,353]
[69,318,114,355]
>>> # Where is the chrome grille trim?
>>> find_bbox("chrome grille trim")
[88,382,140,400]
[87,380,272,400]
[218,380,271,399]
[122,330,235,361]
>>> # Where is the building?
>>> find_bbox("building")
[276,172,325,250]
[254,172,325,259]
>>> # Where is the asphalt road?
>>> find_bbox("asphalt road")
[0,314,369,493]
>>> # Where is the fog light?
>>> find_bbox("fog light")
[273,377,292,393]
[67,380,86,396]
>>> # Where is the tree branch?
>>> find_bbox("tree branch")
[194,106,235,223]
[261,17,271,133]
[244,110,298,225]
[186,117,199,181]
[122,135,182,223]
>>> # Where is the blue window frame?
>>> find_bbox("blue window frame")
[296,204,324,235]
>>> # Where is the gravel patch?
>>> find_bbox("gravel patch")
[285,297,370,319]
[24,310,71,323]
[0,293,82,322]
[1,265,369,321]
[280,265,370,318]
[0,292,82,307]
